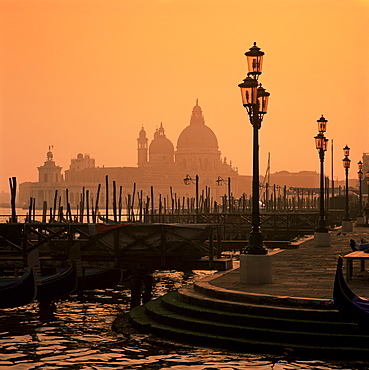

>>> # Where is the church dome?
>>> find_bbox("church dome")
[177,100,218,149]
[149,123,174,163]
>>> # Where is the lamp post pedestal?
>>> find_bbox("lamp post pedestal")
[314,231,331,247]
[356,216,365,226]
[342,220,353,232]
[240,249,282,284]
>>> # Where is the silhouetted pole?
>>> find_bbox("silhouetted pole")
[358,161,363,217]
[9,177,17,223]
[331,139,334,201]
[119,186,123,222]
[113,181,117,222]
[95,183,101,223]
[183,174,199,222]
[105,175,109,222]
[195,175,199,216]
[216,176,231,213]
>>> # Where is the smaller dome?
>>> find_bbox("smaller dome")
[149,123,174,163]
[149,124,174,154]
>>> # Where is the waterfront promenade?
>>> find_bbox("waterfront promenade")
[210,226,369,301]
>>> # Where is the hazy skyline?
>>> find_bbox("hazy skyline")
[1,0,368,193]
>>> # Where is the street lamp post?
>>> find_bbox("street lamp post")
[238,42,270,255]
[366,171,369,224]
[216,176,231,213]
[314,115,329,233]
[342,146,353,232]
[357,161,364,224]
[183,174,199,218]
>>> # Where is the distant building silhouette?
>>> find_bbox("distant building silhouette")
[269,170,319,189]
[19,101,248,209]
[19,101,360,211]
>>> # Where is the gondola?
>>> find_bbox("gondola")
[78,268,123,291]
[0,269,37,309]
[333,255,369,326]
[36,262,78,302]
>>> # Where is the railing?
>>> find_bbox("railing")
[0,222,217,270]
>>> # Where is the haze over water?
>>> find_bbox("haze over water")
[1,0,368,193]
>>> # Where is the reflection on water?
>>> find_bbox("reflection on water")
[0,270,363,370]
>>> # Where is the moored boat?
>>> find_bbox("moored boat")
[333,255,369,326]
[36,262,78,302]
[0,269,37,309]
[1,262,79,307]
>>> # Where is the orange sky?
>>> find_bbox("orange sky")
[0,0,368,193]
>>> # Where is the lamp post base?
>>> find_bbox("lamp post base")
[245,231,268,255]
[240,249,282,284]
[342,220,353,233]
[314,231,331,247]
[356,216,365,226]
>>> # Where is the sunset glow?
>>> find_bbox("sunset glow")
[0,0,368,193]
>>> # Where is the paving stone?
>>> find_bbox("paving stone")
[210,226,369,301]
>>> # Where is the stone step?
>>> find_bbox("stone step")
[129,298,369,361]
[145,294,368,348]
[178,284,342,322]
[163,290,357,334]
[192,274,335,310]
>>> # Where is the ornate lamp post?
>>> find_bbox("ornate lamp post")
[238,42,270,255]
[314,115,329,233]
[342,146,352,231]
[216,176,231,212]
[183,174,199,218]
[366,171,369,224]
[357,161,364,223]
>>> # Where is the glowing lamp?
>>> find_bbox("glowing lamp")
[238,77,258,106]
[216,176,223,186]
[245,42,264,77]
[343,157,351,169]
[183,174,192,185]
[343,145,350,157]
[257,84,270,114]
[317,115,327,133]
[315,133,327,151]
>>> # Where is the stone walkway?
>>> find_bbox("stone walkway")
[210,226,369,301]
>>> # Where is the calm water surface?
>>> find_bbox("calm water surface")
[0,270,365,370]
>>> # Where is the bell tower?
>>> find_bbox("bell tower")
[137,127,148,165]
[37,146,63,183]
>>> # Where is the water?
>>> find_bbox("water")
[0,209,365,369]
[0,270,364,370]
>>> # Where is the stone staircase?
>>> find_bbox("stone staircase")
[129,275,369,361]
